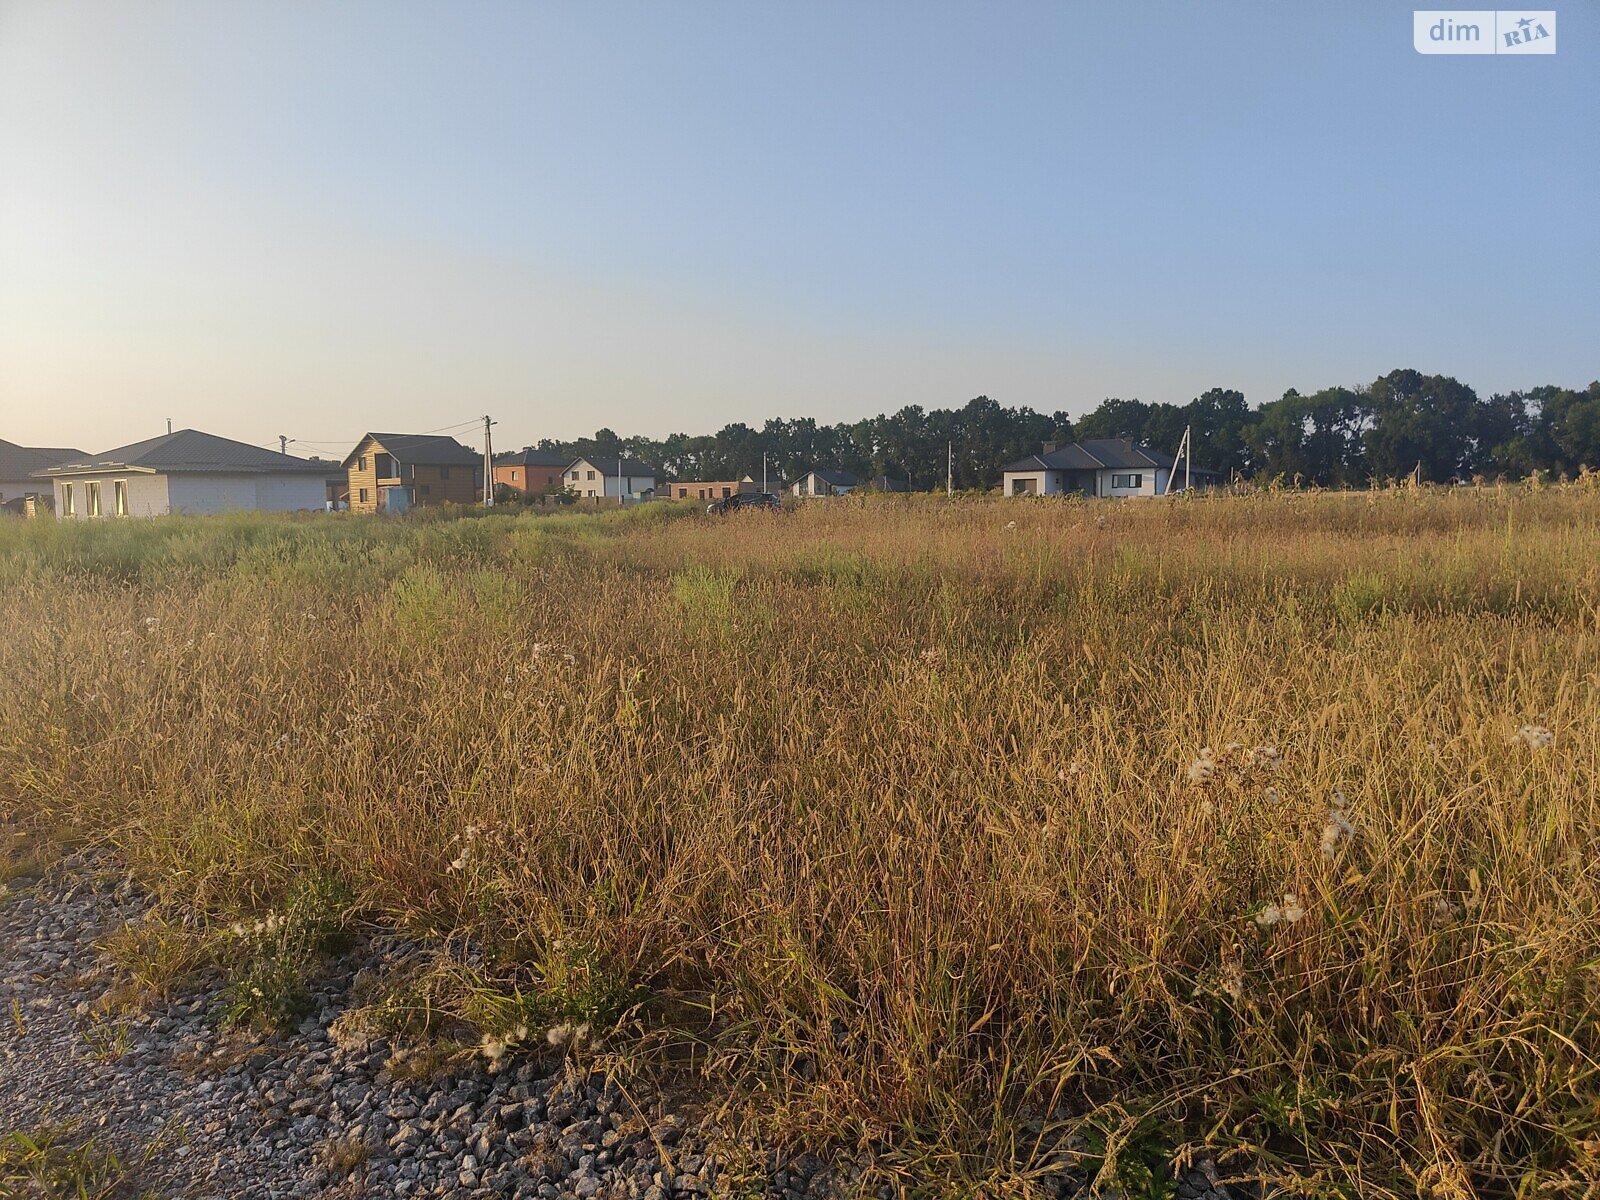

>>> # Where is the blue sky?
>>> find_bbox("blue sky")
[1,1,1594,455]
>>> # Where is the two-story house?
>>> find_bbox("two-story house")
[343,433,482,513]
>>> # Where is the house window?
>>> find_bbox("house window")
[87,481,102,517]
[1112,473,1143,490]
[568,470,578,481]
[358,456,367,471]
[511,470,519,482]
[359,487,368,502]
[440,466,450,479]
[114,480,128,516]
[62,483,74,515]
[586,470,595,480]
[721,486,731,498]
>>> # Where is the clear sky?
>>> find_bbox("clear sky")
[1,1,1594,456]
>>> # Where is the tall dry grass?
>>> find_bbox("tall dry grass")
[2,488,1598,1196]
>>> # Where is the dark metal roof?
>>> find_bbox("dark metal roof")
[1002,439,1176,473]
[343,433,482,469]
[808,468,860,487]
[571,457,656,477]
[494,447,570,467]
[1078,438,1171,470]
[0,439,89,481]
[36,429,328,476]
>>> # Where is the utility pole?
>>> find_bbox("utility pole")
[947,441,953,496]
[1164,425,1192,495]
[762,452,768,494]
[617,455,623,506]
[482,415,496,507]
[279,435,289,456]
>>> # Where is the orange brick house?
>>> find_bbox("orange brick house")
[492,448,571,498]
[342,433,482,513]
[663,473,777,501]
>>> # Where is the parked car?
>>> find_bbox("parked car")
[706,492,782,515]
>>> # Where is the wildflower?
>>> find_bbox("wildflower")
[1321,803,1356,859]
[250,986,264,998]
[1222,741,1246,758]
[143,616,159,627]
[1199,798,1216,817]
[546,1022,577,1048]
[1517,724,1554,749]
[1187,749,1216,785]
[1247,745,1281,770]
[1220,965,1246,1002]
[1430,896,1462,926]
[448,851,469,872]
[1263,786,1281,803]
[1256,891,1304,927]
[228,921,249,937]
[480,1034,508,1064]
[513,1024,529,1042]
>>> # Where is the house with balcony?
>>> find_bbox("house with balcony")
[342,433,482,513]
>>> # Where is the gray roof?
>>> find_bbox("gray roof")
[571,457,655,477]
[494,447,570,467]
[1002,438,1174,474]
[808,468,859,487]
[36,429,329,477]
[344,433,481,468]
[0,439,89,481]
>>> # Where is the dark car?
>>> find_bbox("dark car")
[706,492,782,515]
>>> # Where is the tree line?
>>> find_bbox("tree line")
[530,369,1600,490]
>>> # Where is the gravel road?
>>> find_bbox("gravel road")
[0,856,1239,1200]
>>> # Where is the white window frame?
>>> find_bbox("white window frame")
[114,479,128,516]
[62,482,74,516]
[87,480,102,517]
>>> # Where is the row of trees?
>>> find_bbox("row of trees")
[530,370,1599,490]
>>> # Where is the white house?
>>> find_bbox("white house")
[36,429,332,519]
[790,469,859,497]
[563,456,656,501]
[1000,438,1216,498]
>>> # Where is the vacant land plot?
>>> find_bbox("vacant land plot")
[2,488,1597,1197]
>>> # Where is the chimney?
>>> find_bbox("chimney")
[1042,440,1058,455]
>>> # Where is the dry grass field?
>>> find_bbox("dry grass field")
[2,487,1598,1197]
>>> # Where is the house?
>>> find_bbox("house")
[1000,438,1217,498]
[492,448,571,498]
[563,456,656,501]
[35,429,331,518]
[790,468,860,497]
[664,473,778,501]
[861,474,910,493]
[342,433,482,513]
[0,439,88,514]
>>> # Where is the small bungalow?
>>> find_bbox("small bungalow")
[0,439,88,514]
[789,470,908,497]
[563,456,656,501]
[36,429,330,518]
[664,472,778,501]
[492,448,571,498]
[343,433,482,513]
[790,468,859,498]
[1000,438,1216,498]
